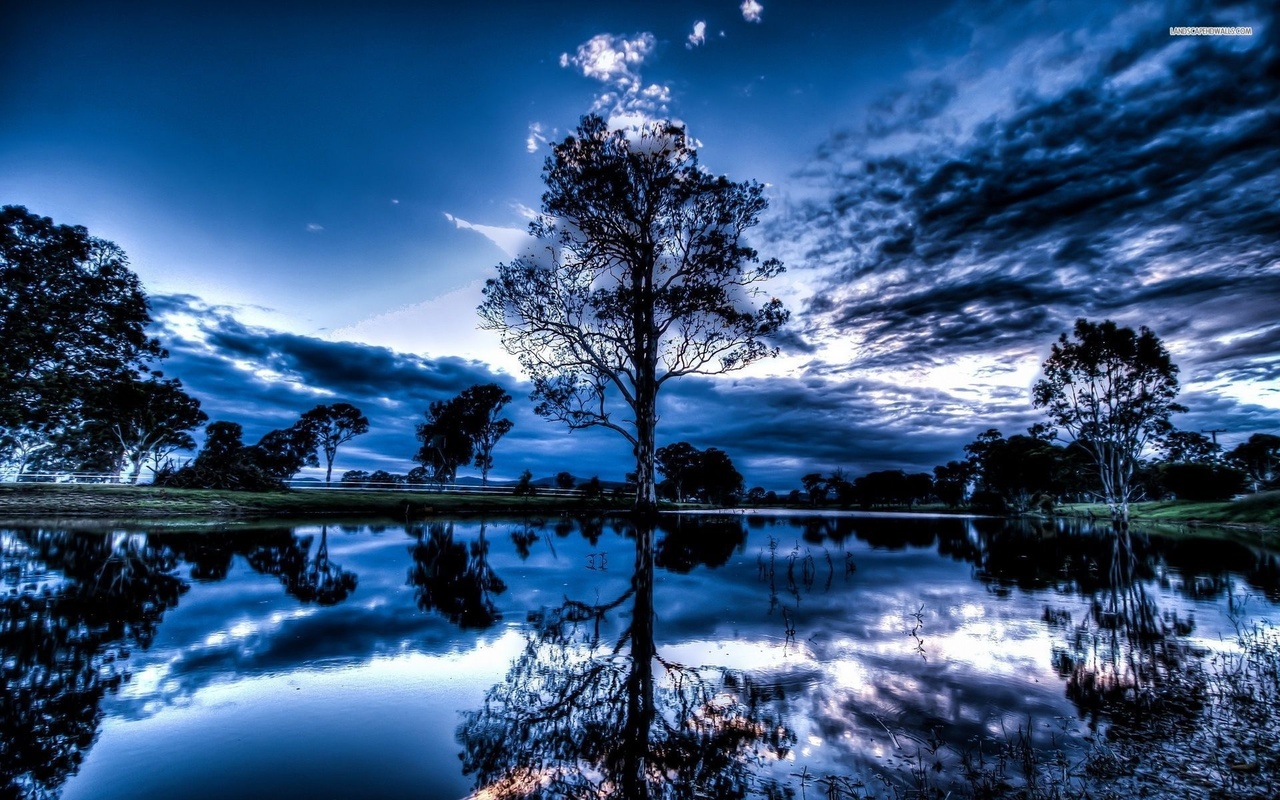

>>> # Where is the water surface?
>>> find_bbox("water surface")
[2,514,1276,798]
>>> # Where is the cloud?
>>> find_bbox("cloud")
[559,31,672,129]
[305,223,324,233]
[442,212,530,259]
[559,32,655,88]
[687,21,707,49]
[740,0,763,23]
[525,122,548,153]
[775,0,1279,439]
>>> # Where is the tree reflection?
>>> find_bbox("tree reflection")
[243,525,358,606]
[1048,531,1205,733]
[408,521,506,629]
[1,528,187,799]
[458,521,793,799]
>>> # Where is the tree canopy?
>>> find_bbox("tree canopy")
[415,384,514,486]
[298,403,370,485]
[478,116,787,513]
[1,206,164,467]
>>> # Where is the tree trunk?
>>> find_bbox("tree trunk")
[325,459,334,486]
[633,393,658,516]
[128,456,143,485]
[621,523,656,799]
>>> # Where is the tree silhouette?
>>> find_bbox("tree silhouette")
[407,521,506,629]
[1033,319,1184,528]
[478,116,788,514]
[457,522,794,798]
[91,374,206,483]
[1,206,163,458]
[299,403,370,485]
[415,384,513,486]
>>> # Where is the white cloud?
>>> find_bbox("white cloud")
[305,223,324,232]
[740,0,764,23]
[687,20,707,48]
[560,33,655,88]
[442,212,531,259]
[328,281,522,372]
[526,122,548,153]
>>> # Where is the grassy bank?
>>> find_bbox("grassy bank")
[0,483,633,522]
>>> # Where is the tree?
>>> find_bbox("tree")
[1,206,163,448]
[90,375,207,483]
[694,447,743,506]
[554,471,576,490]
[1226,433,1280,492]
[1160,430,1221,465]
[249,423,319,482]
[156,421,280,491]
[414,384,514,486]
[1033,319,1185,527]
[298,403,370,485]
[655,441,701,502]
[478,116,788,514]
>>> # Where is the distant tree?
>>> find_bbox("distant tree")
[694,448,743,506]
[800,473,827,505]
[1160,430,1221,465]
[90,375,207,483]
[1,206,163,451]
[298,403,370,485]
[1226,434,1280,492]
[250,424,319,483]
[656,442,702,502]
[415,384,514,486]
[367,470,402,487]
[580,475,604,500]
[512,469,536,497]
[554,471,575,490]
[341,469,370,487]
[478,116,788,514]
[1157,462,1246,501]
[157,421,279,491]
[1033,319,1184,527]
[746,486,767,505]
[932,460,973,508]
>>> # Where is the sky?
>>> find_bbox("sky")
[2,0,1277,489]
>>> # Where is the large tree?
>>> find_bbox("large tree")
[89,374,207,483]
[0,206,162,449]
[1226,433,1280,493]
[298,403,370,485]
[1033,319,1184,528]
[478,116,787,514]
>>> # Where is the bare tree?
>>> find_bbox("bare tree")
[478,116,787,514]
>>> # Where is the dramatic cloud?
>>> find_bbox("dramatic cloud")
[740,0,764,23]
[776,0,1279,441]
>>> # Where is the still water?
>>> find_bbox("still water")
[2,513,1278,799]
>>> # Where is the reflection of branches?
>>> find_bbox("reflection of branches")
[458,524,795,799]
[408,521,506,629]
[1,528,187,799]
[246,525,358,606]
[1051,532,1204,732]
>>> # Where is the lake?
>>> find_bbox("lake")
[2,513,1277,799]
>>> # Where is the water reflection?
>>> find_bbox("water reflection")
[0,516,1276,799]
[408,521,506,629]
[1,529,186,799]
[458,519,793,799]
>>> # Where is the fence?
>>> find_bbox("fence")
[1,472,586,496]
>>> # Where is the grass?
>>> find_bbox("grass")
[1054,492,1280,544]
[0,482,635,522]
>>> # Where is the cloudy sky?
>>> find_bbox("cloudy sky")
[2,0,1276,488]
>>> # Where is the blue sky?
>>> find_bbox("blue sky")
[2,0,1276,488]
